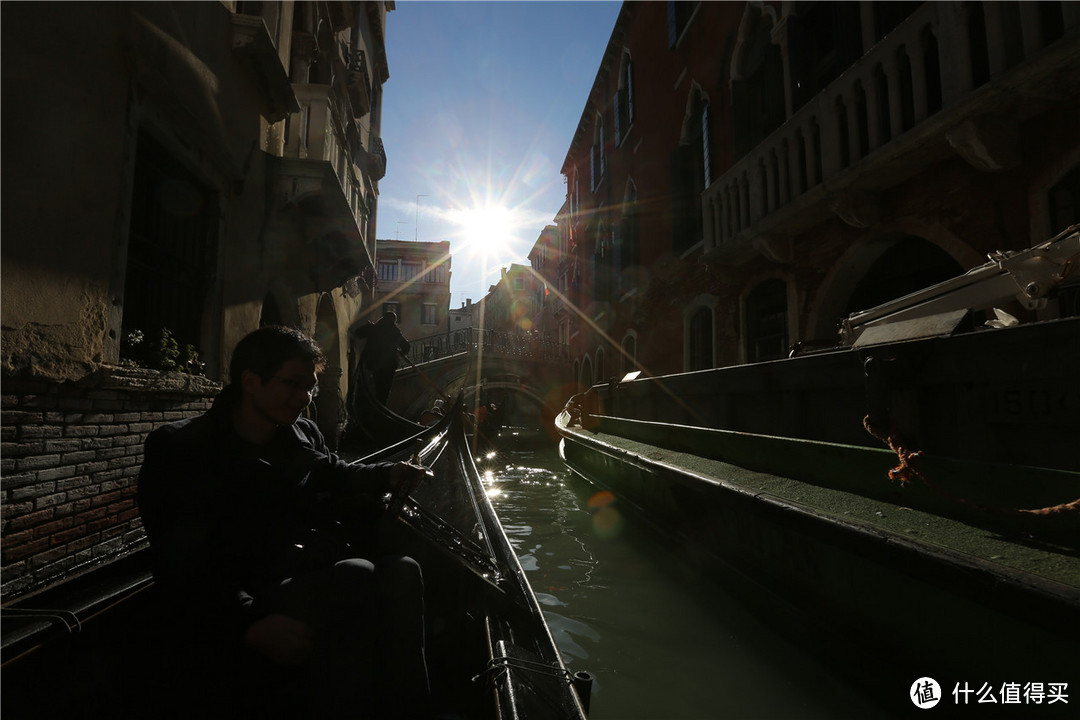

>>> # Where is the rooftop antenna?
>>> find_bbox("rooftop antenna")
[395,220,408,240]
[415,194,428,241]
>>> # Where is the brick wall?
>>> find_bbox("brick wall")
[1,367,219,599]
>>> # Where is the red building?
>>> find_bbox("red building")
[557,1,1080,386]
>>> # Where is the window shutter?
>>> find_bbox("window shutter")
[590,146,597,191]
[599,120,605,177]
[613,89,621,146]
[702,103,712,188]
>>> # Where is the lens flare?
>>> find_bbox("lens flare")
[586,490,623,538]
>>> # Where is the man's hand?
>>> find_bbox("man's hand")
[243,613,313,665]
[386,461,431,516]
[388,461,428,491]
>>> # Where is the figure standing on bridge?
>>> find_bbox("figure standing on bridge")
[352,311,410,406]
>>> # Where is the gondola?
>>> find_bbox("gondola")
[341,359,426,453]
[1,395,590,719]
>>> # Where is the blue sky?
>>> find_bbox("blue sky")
[377,0,622,308]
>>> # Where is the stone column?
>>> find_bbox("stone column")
[908,38,928,123]
[935,2,973,105]
[1019,2,1043,56]
[983,2,1008,75]
[771,16,795,121]
[885,57,904,140]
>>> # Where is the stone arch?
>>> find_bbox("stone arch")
[808,228,976,340]
[579,354,594,390]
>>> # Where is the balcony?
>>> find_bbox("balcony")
[231,13,298,122]
[345,48,373,118]
[703,1,1080,261]
[275,84,375,289]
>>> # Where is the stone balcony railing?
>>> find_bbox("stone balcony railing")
[284,83,370,233]
[703,1,1080,259]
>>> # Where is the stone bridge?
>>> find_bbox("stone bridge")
[384,328,576,427]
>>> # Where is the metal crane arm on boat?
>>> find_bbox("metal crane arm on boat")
[840,224,1079,346]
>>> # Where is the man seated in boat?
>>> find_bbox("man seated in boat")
[137,325,430,718]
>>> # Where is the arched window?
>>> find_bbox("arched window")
[595,347,605,382]
[746,279,788,363]
[688,306,713,371]
[122,130,219,364]
[618,180,640,294]
[614,51,634,146]
[673,88,710,255]
[732,8,785,158]
[1049,165,1080,234]
[580,355,594,389]
[590,113,605,191]
[621,333,637,376]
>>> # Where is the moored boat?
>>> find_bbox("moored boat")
[2,397,590,719]
[556,229,1080,694]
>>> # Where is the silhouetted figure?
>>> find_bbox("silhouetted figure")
[138,326,429,718]
[475,401,499,456]
[353,312,410,406]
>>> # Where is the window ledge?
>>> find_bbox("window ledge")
[88,365,221,397]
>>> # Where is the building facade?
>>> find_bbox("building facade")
[483,264,543,336]
[367,238,452,360]
[559,1,1080,386]
[1,1,394,598]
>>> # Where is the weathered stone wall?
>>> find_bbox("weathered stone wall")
[1,368,218,599]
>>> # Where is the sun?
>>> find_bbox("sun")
[450,203,519,261]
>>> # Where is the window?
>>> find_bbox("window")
[615,52,634,145]
[423,263,447,284]
[421,303,438,325]
[513,277,525,291]
[1049,166,1079,234]
[123,131,218,360]
[620,182,640,292]
[732,8,785,158]
[688,307,713,371]
[667,1,700,48]
[377,260,398,282]
[401,261,421,280]
[591,114,605,191]
[621,333,637,375]
[746,279,788,362]
[672,90,710,254]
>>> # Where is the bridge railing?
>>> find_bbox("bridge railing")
[403,328,570,366]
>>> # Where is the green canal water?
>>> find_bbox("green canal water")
[479,436,894,720]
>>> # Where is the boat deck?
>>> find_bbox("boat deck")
[558,410,1080,683]
[571,420,1079,592]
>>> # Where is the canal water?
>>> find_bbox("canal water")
[479,434,893,720]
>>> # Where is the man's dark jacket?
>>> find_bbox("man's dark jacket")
[137,386,393,642]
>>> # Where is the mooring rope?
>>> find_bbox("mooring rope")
[862,415,1080,520]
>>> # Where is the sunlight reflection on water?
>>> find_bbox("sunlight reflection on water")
[483,445,887,720]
